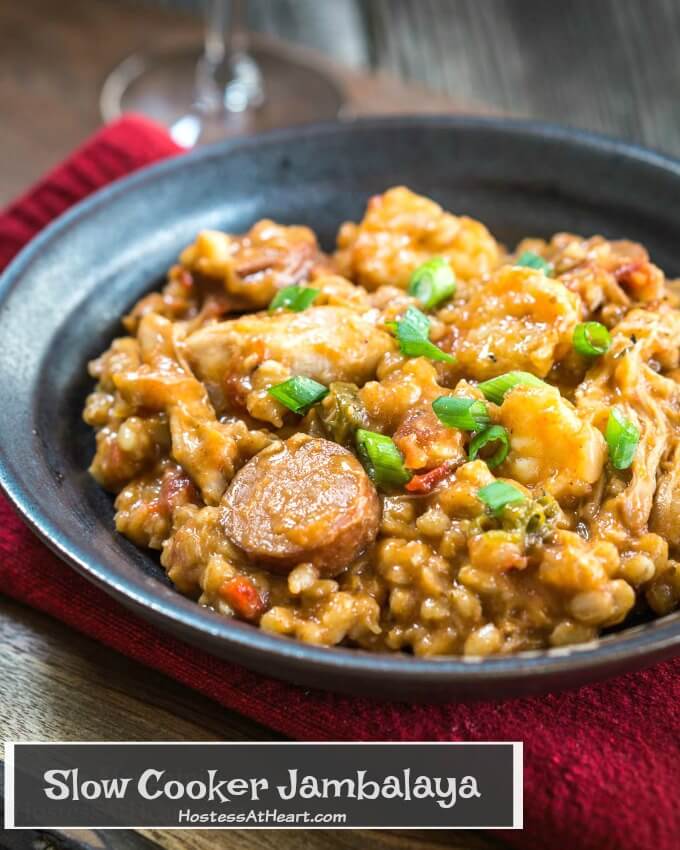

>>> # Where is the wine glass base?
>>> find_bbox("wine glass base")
[101,44,346,146]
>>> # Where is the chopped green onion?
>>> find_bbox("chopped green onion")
[468,425,510,469]
[408,258,457,310]
[268,376,328,414]
[573,321,612,357]
[432,396,490,431]
[389,306,455,364]
[355,429,411,490]
[605,406,639,470]
[268,285,319,312]
[477,371,546,405]
[516,250,553,276]
[477,480,527,515]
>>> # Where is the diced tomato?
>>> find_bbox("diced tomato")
[613,259,664,301]
[613,260,643,285]
[393,406,465,472]
[179,269,194,289]
[107,439,125,470]
[405,462,455,495]
[158,471,197,516]
[218,577,267,622]
[222,339,267,415]
[201,294,236,321]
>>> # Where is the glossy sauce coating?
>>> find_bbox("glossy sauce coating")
[84,186,680,656]
[222,434,380,576]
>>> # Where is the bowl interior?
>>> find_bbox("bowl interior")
[1,117,680,698]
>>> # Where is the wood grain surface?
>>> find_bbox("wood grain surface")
[0,599,506,850]
[82,0,680,159]
[0,0,487,205]
[0,599,512,849]
[0,2,509,848]
[366,0,680,155]
[243,0,680,156]
[0,597,277,754]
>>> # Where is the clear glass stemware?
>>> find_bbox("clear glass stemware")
[100,0,345,147]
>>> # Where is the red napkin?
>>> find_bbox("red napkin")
[0,116,678,850]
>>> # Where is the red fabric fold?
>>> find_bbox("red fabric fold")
[0,115,677,850]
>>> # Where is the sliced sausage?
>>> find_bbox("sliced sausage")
[221,434,380,576]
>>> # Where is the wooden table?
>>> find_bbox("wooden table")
[0,0,490,205]
[0,1,505,847]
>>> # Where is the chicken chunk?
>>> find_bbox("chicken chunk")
[499,383,606,502]
[335,186,500,290]
[184,305,395,413]
[576,306,680,535]
[543,233,666,306]
[222,434,380,576]
[444,265,581,380]
[112,315,272,505]
[179,219,331,310]
[650,447,680,547]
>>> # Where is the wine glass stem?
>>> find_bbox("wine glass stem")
[197,0,263,113]
[204,0,245,66]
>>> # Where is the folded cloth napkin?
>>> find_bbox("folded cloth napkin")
[0,116,678,850]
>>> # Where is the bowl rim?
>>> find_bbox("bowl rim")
[1,113,679,689]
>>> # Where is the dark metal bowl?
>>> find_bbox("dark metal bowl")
[1,116,679,700]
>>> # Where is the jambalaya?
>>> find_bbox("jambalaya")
[83,187,680,656]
